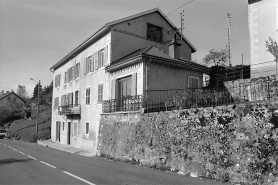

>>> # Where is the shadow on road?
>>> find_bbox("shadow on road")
[0,158,33,166]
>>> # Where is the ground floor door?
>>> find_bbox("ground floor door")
[56,121,60,142]
[67,122,71,145]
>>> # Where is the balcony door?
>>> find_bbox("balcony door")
[117,75,132,99]
[117,76,132,111]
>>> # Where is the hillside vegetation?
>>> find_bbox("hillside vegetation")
[7,105,51,142]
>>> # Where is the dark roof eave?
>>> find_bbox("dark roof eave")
[106,53,210,73]
[50,26,111,71]
[105,55,143,72]
[142,53,210,73]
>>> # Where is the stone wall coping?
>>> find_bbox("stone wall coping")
[100,110,141,115]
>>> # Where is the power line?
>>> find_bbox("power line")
[167,0,194,15]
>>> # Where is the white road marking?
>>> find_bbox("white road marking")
[8,146,12,148]
[3,144,6,146]
[63,171,96,185]
[13,149,18,151]
[18,151,25,155]
[27,155,37,160]
[40,161,56,168]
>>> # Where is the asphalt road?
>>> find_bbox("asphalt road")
[0,139,228,185]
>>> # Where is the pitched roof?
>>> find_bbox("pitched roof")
[50,8,196,71]
[0,92,26,103]
[106,46,210,73]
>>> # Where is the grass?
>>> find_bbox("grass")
[7,105,51,143]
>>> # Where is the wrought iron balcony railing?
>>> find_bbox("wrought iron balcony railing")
[102,95,143,113]
[59,104,81,116]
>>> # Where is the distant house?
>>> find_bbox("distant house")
[0,92,26,109]
[49,8,209,154]
[248,0,278,78]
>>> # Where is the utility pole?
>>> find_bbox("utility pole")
[30,78,40,132]
[37,80,40,132]
[180,10,185,41]
[241,54,244,79]
[227,13,232,66]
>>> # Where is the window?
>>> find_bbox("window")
[54,97,59,110]
[73,122,78,137]
[75,91,79,105]
[85,87,90,105]
[90,55,94,72]
[96,45,108,70]
[61,94,67,106]
[188,76,199,89]
[85,122,89,135]
[75,62,80,79]
[67,93,73,105]
[98,49,104,69]
[8,97,11,101]
[62,122,65,131]
[147,23,163,43]
[83,56,92,75]
[98,84,103,103]
[64,71,68,84]
[55,74,61,88]
[68,67,74,82]
[117,75,132,98]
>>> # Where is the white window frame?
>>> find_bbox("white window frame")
[188,76,199,89]
[85,121,89,136]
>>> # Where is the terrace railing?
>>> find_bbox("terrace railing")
[102,95,143,113]
[58,104,81,116]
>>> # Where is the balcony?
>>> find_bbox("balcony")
[102,95,143,113]
[59,104,81,116]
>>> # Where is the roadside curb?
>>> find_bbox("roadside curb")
[37,140,95,157]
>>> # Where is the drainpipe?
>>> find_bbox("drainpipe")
[145,56,152,111]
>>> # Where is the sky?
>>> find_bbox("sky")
[0,0,249,97]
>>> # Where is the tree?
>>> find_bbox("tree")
[32,83,42,100]
[203,48,229,67]
[265,37,278,74]
[16,85,28,99]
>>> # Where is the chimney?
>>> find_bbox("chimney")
[167,31,182,59]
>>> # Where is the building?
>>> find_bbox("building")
[248,0,278,78]
[0,92,26,109]
[50,8,209,154]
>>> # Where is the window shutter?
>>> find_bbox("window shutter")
[95,52,99,70]
[98,50,101,69]
[104,45,108,66]
[90,54,94,72]
[83,58,86,75]
[58,74,60,86]
[131,73,137,96]
[73,65,76,79]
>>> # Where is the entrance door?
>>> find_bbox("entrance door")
[67,122,71,145]
[56,121,60,142]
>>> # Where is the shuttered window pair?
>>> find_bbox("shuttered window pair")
[83,45,108,75]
